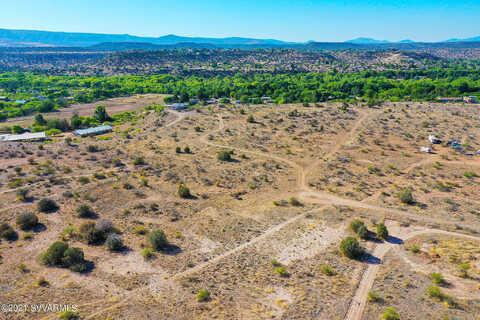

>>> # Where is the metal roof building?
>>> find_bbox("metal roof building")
[0,132,46,142]
[74,125,113,137]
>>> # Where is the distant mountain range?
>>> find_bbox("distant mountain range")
[0,28,479,49]
[0,28,291,47]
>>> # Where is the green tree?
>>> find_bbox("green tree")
[12,125,24,134]
[147,230,168,251]
[16,212,38,230]
[340,237,364,259]
[40,241,69,265]
[94,105,109,122]
[397,189,414,204]
[178,184,191,198]
[376,222,389,240]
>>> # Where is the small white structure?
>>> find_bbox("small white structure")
[74,125,112,137]
[428,135,441,144]
[420,146,432,153]
[0,132,46,142]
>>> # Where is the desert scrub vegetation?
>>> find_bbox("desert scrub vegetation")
[133,156,146,166]
[376,222,389,240]
[458,263,470,278]
[177,183,191,198]
[275,266,289,277]
[58,310,79,320]
[288,196,302,206]
[77,221,107,244]
[40,241,90,273]
[340,236,364,259]
[76,204,96,218]
[349,219,369,239]
[78,176,90,184]
[134,225,148,235]
[196,289,210,302]
[321,265,335,276]
[367,290,381,302]
[0,223,17,241]
[87,145,99,153]
[463,170,477,178]
[397,189,414,204]
[217,150,232,161]
[382,307,400,320]
[16,212,39,230]
[430,272,447,286]
[147,229,168,250]
[105,234,124,252]
[426,285,457,308]
[15,188,29,202]
[37,198,58,212]
[141,248,155,260]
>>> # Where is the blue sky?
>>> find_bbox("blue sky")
[2,0,479,42]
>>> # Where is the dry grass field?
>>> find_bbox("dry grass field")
[5,94,167,127]
[0,99,479,319]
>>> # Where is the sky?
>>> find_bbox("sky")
[2,0,479,42]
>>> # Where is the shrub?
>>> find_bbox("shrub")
[87,145,99,153]
[78,176,90,184]
[217,150,231,161]
[58,310,79,320]
[148,230,168,250]
[141,248,155,260]
[40,241,88,272]
[464,171,477,178]
[40,241,69,265]
[62,247,86,271]
[321,265,335,276]
[23,232,33,240]
[367,290,380,302]
[426,285,444,299]
[175,146,181,153]
[16,212,39,230]
[382,307,400,320]
[247,115,255,123]
[349,219,368,239]
[340,237,364,259]
[270,259,281,267]
[134,157,145,165]
[0,223,17,241]
[376,222,389,240]
[349,219,365,233]
[96,219,113,233]
[184,146,191,153]
[16,188,29,201]
[37,198,58,212]
[275,266,289,277]
[397,189,414,204]
[123,182,134,190]
[357,225,369,239]
[288,197,302,206]
[78,221,106,244]
[459,263,470,278]
[408,245,420,253]
[76,204,95,218]
[105,234,124,252]
[134,226,148,235]
[430,272,446,286]
[178,184,191,198]
[196,289,210,302]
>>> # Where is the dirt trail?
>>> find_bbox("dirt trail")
[344,225,480,320]
[402,156,480,174]
[174,207,324,280]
